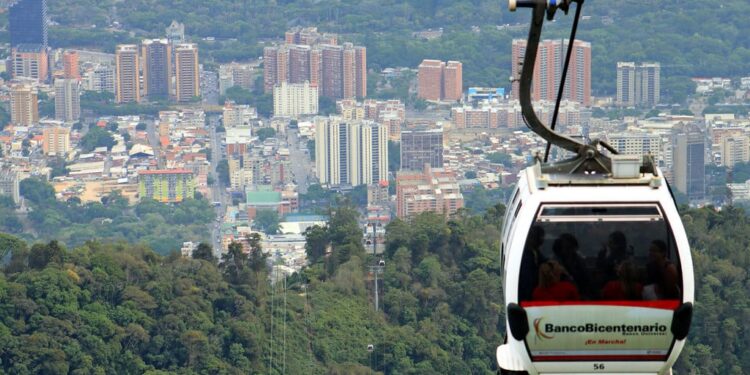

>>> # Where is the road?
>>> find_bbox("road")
[145,118,164,168]
[286,128,315,194]
[208,115,229,259]
[201,71,219,106]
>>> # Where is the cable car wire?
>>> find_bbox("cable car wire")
[544,0,584,162]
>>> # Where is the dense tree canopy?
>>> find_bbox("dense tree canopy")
[0,201,747,373]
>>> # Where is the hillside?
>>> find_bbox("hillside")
[23,0,750,99]
[0,204,748,373]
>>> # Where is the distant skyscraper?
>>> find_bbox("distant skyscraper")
[315,118,388,186]
[142,39,172,99]
[115,44,141,103]
[616,62,636,107]
[54,79,81,123]
[617,62,660,107]
[174,43,200,102]
[12,44,48,82]
[672,124,704,201]
[417,59,463,102]
[10,84,39,126]
[636,63,660,107]
[62,51,80,80]
[443,61,463,101]
[400,129,444,171]
[264,32,365,99]
[512,39,591,106]
[9,0,48,48]
[418,60,444,101]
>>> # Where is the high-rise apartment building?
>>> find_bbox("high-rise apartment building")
[42,126,70,156]
[672,125,704,201]
[396,165,464,219]
[264,32,365,99]
[315,118,388,186]
[10,84,39,126]
[273,81,319,117]
[418,60,444,101]
[115,45,141,103]
[12,44,48,82]
[142,39,172,99]
[138,169,195,203]
[636,63,660,107]
[174,43,200,102]
[617,62,660,107]
[83,65,116,93]
[616,62,636,107]
[417,60,463,102]
[443,61,463,101]
[722,136,749,168]
[9,0,48,48]
[54,79,81,123]
[512,39,591,106]
[400,129,444,171]
[607,132,662,161]
[62,51,80,80]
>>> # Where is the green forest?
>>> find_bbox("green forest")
[26,0,750,101]
[0,202,747,373]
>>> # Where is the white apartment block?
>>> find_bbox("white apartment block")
[273,81,319,117]
[315,117,388,186]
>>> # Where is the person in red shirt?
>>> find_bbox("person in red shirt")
[533,260,580,301]
[601,260,643,300]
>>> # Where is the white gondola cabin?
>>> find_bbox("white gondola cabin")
[496,164,694,374]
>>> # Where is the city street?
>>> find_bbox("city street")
[287,128,315,194]
[208,115,228,259]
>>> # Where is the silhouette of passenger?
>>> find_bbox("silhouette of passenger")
[519,225,547,302]
[643,240,680,300]
[601,260,643,300]
[533,260,580,301]
[552,233,591,298]
[597,231,630,283]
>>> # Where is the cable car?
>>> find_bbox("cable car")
[497,1,694,374]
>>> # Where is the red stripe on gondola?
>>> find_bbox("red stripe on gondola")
[533,354,667,361]
[520,300,680,309]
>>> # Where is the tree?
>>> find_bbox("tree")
[20,178,56,204]
[28,241,65,269]
[256,127,276,141]
[253,210,280,234]
[319,96,336,115]
[304,225,329,264]
[79,125,116,152]
[192,242,215,262]
[216,159,230,186]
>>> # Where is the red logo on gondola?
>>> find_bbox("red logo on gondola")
[534,318,555,340]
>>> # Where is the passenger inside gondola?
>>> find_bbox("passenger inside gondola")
[532,260,580,301]
[518,204,683,305]
[643,240,680,300]
[519,225,547,301]
[552,233,591,298]
[601,260,643,300]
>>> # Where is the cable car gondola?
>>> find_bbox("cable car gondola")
[497,1,694,374]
